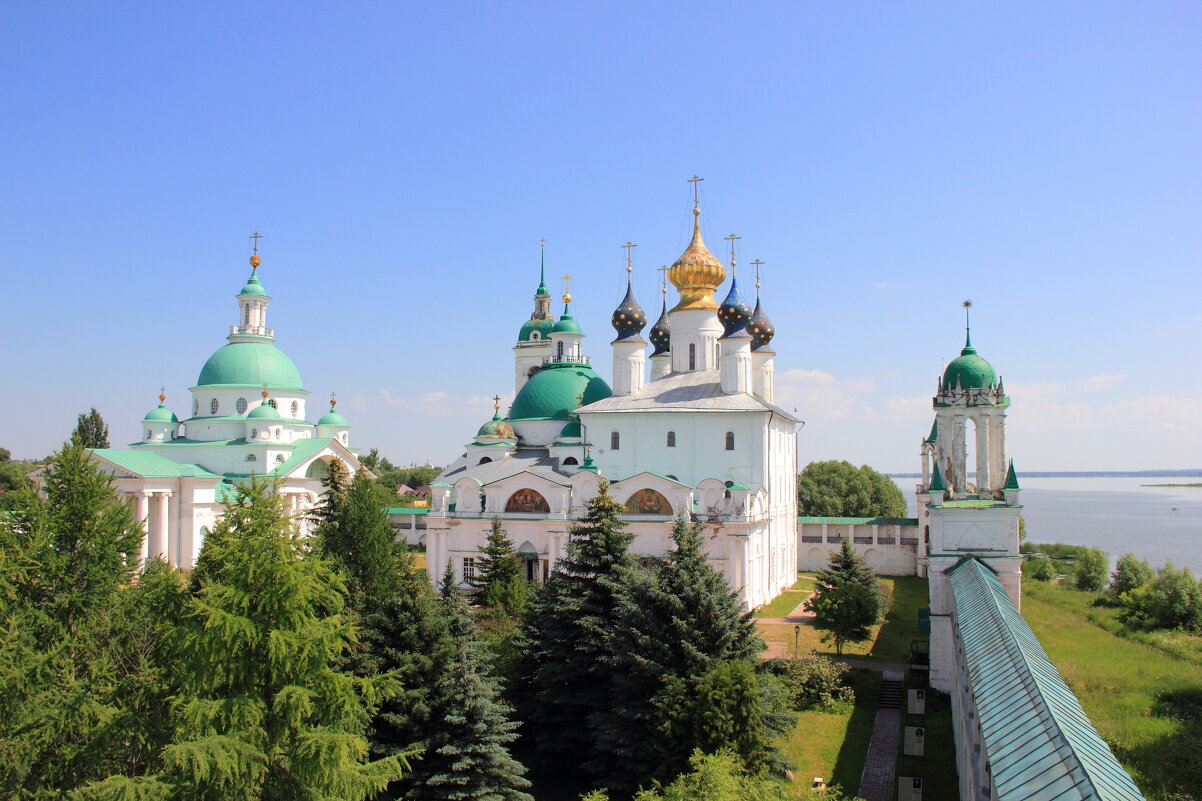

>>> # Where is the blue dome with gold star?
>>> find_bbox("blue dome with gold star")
[718,278,752,336]
[748,297,775,350]
[649,298,671,355]
[610,282,647,340]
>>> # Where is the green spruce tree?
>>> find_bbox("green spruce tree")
[594,515,771,791]
[470,516,527,615]
[805,540,883,655]
[512,482,635,792]
[164,478,406,800]
[423,570,533,801]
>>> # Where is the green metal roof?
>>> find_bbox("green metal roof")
[1005,460,1021,491]
[196,342,304,390]
[271,437,335,476]
[797,516,919,526]
[948,558,1146,801]
[318,409,349,427]
[508,363,612,422]
[143,403,179,423]
[943,331,998,390]
[239,272,268,296]
[385,507,430,515]
[929,465,946,493]
[247,403,282,420]
[518,317,554,342]
[91,449,219,479]
[926,420,938,444]
[552,311,583,335]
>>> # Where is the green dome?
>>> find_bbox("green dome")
[552,313,583,335]
[509,364,611,421]
[143,403,179,423]
[518,318,555,342]
[240,271,268,296]
[943,335,998,390]
[477,412,516,439]
[318,410,349,427]
[557,418,581,439]
[248,402,282,420]
[197,342,304,389]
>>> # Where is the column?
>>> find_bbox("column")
[992,415,1007,492]
[149,492,168,562]
[135,491,151,565]
[952,414,966,493]
[975,417,989,494]
[167,492,180,567]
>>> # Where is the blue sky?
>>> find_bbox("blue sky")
[3,2,1199,471]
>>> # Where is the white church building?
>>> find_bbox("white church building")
[43,249,363,570]
[426,199,801,610]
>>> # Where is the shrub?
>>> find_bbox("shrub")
[1122,563,1202,632]
[1073,547,1109,592]
[760,654,854,712]
[1110,553,1155,595]
[1025,556,1057,582]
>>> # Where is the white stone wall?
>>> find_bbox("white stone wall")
[797,523,921,575]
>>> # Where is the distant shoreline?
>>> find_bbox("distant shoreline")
[889,470,1202,479]
[1142,483,1202,488]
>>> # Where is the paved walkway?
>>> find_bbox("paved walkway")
[857,707,901,801]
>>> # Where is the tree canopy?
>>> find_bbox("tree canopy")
[796,460,907,518]
[805,541,884,655]
[72,408,110,449]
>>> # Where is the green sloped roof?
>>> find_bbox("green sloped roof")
[91,449,219,478]
[385,507,430,515]
[508,363,612,421]
[196,342,304,390]
[1004,460,1021,491]
[948,558,1146,801]
[518,317,554,342]
[797,516,919,526]
[943,332,998,390]
[271,437,336,476]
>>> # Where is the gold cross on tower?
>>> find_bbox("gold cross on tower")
[562,273,572,303]
[622,241,637,275]
[751,259,765,292]
[687,175,704,212]
[724,233,741,272]
[657,265,670,297]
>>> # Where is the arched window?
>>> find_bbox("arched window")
[268,398,278,409]
[556,341,564,361]
[666,431,676,447]
[236,398,248,414]
[145,429,151,440]
[624,488,672,515]
[563,456,579,465]
[725,431,735,450]
[193,398,199,416]
[478,457,493,465]
[505,489,550,514]
[611,431,620,450]
[291,400,299,417]
[688,343,696,371]
[715,343,720,365]
[246,453,257,462]
[210,398,219,415]
[273,428,281,440]
[244,306,251,326]
[251,428,257,439]
[531,330,540,340]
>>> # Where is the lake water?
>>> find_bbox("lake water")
[892,477,1202,574]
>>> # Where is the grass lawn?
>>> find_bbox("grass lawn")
[1023,580,1202,801]
[896,688,958,801]
[755,576,929,664]
[755,590,809,619]
[777,668,878,796]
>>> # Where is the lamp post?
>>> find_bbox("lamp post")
[793,624,801,654]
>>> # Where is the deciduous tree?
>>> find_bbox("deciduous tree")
[796,460,906,518]
[72,408,111,449]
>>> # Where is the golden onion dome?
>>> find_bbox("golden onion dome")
[668,209,726,311]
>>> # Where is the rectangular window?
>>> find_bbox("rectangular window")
[688,343,696,371]
[666,431,676,447]
[611,431,620,450]
[462,557,476,580]
[725,431,735,450]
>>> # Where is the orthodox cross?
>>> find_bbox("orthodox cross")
[539,237,545,248]
[562,273,572,299]
[329,391,337,409]
[159,386,166,403]
[751,258,765,293]
[576,392,585,408]
[723,233,741,271]
[657,265,669,297]
[492,394,501,411]
[687,175,704,209]
[249,231,262,256]
[622,241,637,275]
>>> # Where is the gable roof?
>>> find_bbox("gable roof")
[578,368,800,421]
[89,449,220,479]
[948,558,1146,801]
[270,437,360,478]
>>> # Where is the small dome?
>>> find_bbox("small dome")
[748,298,775,350]
[552,310,583,335]
[477,410,516,439]
[649,298,671,355]
[318,410,349,427]
[557,418,582,439]
[942,334,998,390]
[143,403,179,423]
[248,402,282,420]
[197,342,304,389]
[610,282,647,340]
[240,270,268,297]
[519,317,555,342]
[717,277,752,336]
[668,211,726,312]
[509,363,612,422]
